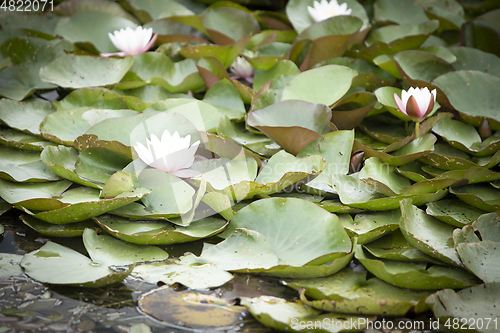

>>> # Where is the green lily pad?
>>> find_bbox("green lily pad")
[293,15,365,68]
[354,133,437,166]
[40,145,101,189]
[241,296,372,332]
[74,147,131,184]
[0,145,59,182]
[281,65,357,107]
[202,7,260,44]
[0,98,55,136]
[40,54,134,89]
[297,130,354,194]
[433,117,500,156]
[83,228,168,266]
[363,229,443,263]
[347,20,439,62]
[426,283,500,333]
[394,49,455,87]
[132,261,233,289]
[399,199,463,268]
[0,37,66,100]
[217,116,275,152]
[433,70,500,129]
[0,253,23,279]
[54,87,128,110]
[341,210,400,244]
[20,214,97,237]
[331,173,448,211]
[0,199,11,217]
[20,241,133,288]
[93,214,227,245]
[40,107,138,145]
[21,187,150,224]
[359,157,411,195]
[247,100,333,155]
[53,0,139,23]
[189,198,352,277]
[253,59,300,92]
[449,46,500,77]
[179,35,250,68]
[395,160,432,182]
[355,245,480,290]
[0,179,72,211]
[54,11,138,53]
[126,0,195,22]
[454,213,500,283]
[0,127,57,151]
[284,266,431,315]
[118,53,205,93]
[331,92,377,130]
[203,79,246,119]
[419,142,477,171]
[426,199,486,227]
[450,184,500,212]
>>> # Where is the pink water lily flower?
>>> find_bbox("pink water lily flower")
[134,130,201,178]
[307,0,352,22]
[394,87,437,122]
[101,26,158,57]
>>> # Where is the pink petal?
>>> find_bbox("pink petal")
[393,93,408,116]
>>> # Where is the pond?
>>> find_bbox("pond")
[1,0,500,332]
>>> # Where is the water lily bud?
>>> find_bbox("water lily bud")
[101,26,158,57]
[229,56,255,83]
[307,0,352,22]
[349,150,365,174]
[479,118,492,139]
[393,87,437,122]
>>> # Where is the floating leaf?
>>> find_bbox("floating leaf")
[363,229,443,263]
[20,214,97,237]
[0,37,66,100]
[20,241,133,287]
[247,100,333,155]
[0,253,23,279]
[133,262,233,289]
[54,87,128,110]
[241,296,372,332]
[355,245,480,290]
[284,266,431,315]
[94,214,227,245]
[21,187,150,224]
[426,199,486,227]
[399,199,463,268]
[0,127,57,151]
[202,7,260,44]
[341,210,400,244]
[40,54,134,89]
[427,283,500,333]
[0,98,55,136]
[0,146,59,182]
[433,70,500,129]
[450,184,500,212]
[281,65,357,106]
[454,213,500,283]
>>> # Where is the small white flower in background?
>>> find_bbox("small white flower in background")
[134,130,201,178]
[101,26,158,57]
[394,87,437,122]
[307,0,352,22]
[230,56,255,83]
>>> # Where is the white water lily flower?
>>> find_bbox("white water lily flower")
[307,0,352,22]
[394,87,437,122]
[101,26,158,57]
[229,56,255,83]
[134,130,201,178]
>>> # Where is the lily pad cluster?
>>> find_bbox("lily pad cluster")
[1,0,500,331]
